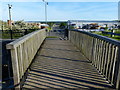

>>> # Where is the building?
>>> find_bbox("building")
[41,24,49,29]
[27,22,41,29]
[68,20,118,29]
[7,20,14,26]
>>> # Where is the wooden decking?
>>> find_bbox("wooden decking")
[22,38,114,89]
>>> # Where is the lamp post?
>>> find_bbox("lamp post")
[2,20,3,32]
[8,4,13,39]
[42,0,48,25]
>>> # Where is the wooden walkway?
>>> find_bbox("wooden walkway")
[22,38,114,89]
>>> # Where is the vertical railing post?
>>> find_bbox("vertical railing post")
[116,62,120,89]
[8,29,13,39]
[10,48,20,88]
[69,29,120,89]
[115,46,120,88]
[6,29,46,89]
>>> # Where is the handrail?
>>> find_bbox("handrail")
[102,31,120,36]
[71,29,120,46]
[69,29,120,89]
[6,29,46,87]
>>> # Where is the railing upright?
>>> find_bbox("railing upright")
[6,29,46,88]
[69,29,120,89]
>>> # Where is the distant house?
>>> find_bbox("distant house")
[68,20,118,29]
[7,20,14,26]
[27,23,41,29]
[41,24,49,29]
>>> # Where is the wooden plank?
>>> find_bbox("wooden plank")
[22,38,113,89]
[69,30,120,89]
[6,29,46,49]
[6,29,46,87]
[10,48,20,86]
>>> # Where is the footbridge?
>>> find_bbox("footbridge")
[6,29,120,89]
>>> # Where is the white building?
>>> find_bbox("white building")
[68,20,118,29]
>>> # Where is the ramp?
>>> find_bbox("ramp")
[22,38,114,89]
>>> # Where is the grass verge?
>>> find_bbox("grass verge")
[92,31,120,41]
[46,36,58,38]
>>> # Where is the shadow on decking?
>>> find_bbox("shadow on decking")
[41,48,80,53]
[26,59,114,89]
[22,38,114,89]
[30,65,108,84]
[24,73,98,89]
[42,43,74,46]
[31,64,103,77]
[23,70,114,90]
[38,55,91,63]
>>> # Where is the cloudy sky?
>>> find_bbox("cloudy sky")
[1,1,119,21]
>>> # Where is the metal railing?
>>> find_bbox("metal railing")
[1,29,39,39]
[69,29,120,89]
[102,31,120,36]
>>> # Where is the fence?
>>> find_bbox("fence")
[1,29,39,39]
[102,31,120,36]
[6,29,46,87]
[48,29,65,39]
[2,40,14,89]
[69,29,120,89]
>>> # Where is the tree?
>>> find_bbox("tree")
[0,20,3,30]
[0,20,10,30]
[47,22,54,30]
[14,20,26,29]
[59,22,67,29]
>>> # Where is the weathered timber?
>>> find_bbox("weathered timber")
[69,29,120,89]
[6,29,46,86]
[22,38,113,89]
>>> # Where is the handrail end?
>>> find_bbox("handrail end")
[6,44,14,50]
